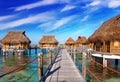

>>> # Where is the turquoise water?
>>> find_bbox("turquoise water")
[0,48,56,82]
[75,54,120,82]
[0,48,41,82]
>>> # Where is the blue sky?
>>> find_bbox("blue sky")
[0,0,120,44]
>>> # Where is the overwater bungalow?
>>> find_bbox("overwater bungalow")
[39,35,58,48]
[65,37,75,48]
[76,36,87,47]
[0,31,31,50]
[88,14,120,54]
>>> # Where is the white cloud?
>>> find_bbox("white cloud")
[49,16,74,32]
[108,0,120,8]
[61,5,76,12]
[39,22,53,28]
[90,0,101,6]
[86,0,101,7]
[72,27,89,37]
[15,0,56,11]
[0,15,15,22]
[81,15,89,22]
[38,15,75,32]
[0,12,55,30]
[14,0,69,11]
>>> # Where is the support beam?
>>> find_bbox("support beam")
[103,58,107,68]
[73,47,76,63]
[38,53,43,80]
[82,52,86,79]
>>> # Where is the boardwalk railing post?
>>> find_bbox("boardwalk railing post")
[103,57,107,68]
[82,52,86,79]
[50,48,52,63]
[38,52,43,80]
[38,53,41,80]
[73,47,76,63]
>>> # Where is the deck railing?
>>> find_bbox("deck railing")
[39,47,60,82]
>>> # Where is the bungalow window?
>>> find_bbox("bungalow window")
[114,41,119,48]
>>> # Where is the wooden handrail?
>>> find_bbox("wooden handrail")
[91,60,120,75]
[39,48,60,82]
[87,68,101,82]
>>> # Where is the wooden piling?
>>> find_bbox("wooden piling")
[91,56,95,66]
[50,49,52,63]
[82,52,86,79]
[73,47,76,63]
[38,53,43,79]
[103,58,107,68]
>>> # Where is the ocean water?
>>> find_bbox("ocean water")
[75,54,120,82]
[0,48,54,82]
[0,48,57,82]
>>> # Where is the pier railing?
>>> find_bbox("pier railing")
[39,47,60,82]
[66,46,120,82]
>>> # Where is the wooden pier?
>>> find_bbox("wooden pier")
[44,48,85,82]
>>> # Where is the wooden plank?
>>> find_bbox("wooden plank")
[45,49,85,82]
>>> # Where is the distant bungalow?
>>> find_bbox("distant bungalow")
[0,31,31,50]
[76,36,87,47]
[88,14,120,54]
[65,37,75,48]
[39,35,58,48]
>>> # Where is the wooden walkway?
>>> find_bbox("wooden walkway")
[45,48,85,82]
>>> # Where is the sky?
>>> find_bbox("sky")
[0,0,120,44]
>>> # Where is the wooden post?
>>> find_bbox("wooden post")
[103,58,107,68]
[38,53,43,79]
[90,56,95,68]
[82,52,86,79]
[73,47,76,63]
[51,49,52,63]
[2,55,6,62]
[102,67,107,78]
[2,49,5,55]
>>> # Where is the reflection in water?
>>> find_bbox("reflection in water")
[0,48,40,82]
[75,53,120,82]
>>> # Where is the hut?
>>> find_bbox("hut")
[88,14,120,54]
[39,35,58,48]
[0,31,31,50]
[76,36,87,47]
[65,37,75,48]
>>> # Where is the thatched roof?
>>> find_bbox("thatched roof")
[88,14,120,42]
[76,36,87,44]
[0,31,31,44]
[65,37,75,45]
[39,35,58,44]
